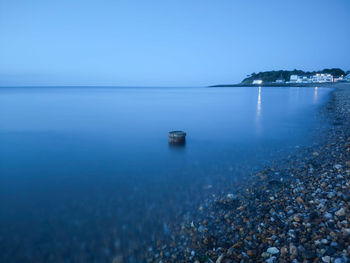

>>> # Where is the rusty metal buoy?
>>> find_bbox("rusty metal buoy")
[168,131,186,145]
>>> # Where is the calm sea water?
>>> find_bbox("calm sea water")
[0,86,330,262]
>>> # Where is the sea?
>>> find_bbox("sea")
[0,86,331,262]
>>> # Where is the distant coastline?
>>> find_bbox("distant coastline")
[209,82,338,88]
[210,68,349,87]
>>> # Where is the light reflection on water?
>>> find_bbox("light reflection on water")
[255,86,262,135]
[314,86,318,104]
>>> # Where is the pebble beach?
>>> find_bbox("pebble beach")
[145,83,350,263]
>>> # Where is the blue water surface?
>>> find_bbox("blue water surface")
[0,86,330,262]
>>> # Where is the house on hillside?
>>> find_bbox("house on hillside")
[312,73,333,83]
[290,73,335,83]
[333,76,344,82]
[290,75,298,83]
[290,75,311,83]
[299,76,312,83]
[252,79,263,85]
[275,78,285,83]
[344,74,350,82]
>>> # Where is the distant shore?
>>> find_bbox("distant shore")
[209,82,344,88]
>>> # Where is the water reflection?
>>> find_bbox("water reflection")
[256,86,262,120]
[255,86,262,135]
[313,87,318,104]
[289,87,301,108]
[168,140,186,149]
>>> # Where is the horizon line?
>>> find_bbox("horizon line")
[0,85,210,88]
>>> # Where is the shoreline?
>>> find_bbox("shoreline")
[145,83,350,263]
[209,82,344,88]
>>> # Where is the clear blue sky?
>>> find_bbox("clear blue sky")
[1,0,350,86]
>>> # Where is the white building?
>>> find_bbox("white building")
[312,73,333,83]
[290,75,298,83]
[290,75,312,83]
[290,73,334,83]
[298,76,311,83]
[252,79,263,85]
[333,76,343,82]
[296,76,303,83]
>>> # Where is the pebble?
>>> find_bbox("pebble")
[321,239,328,244]
[335,208,345,217]
[266,256,276,263]
[324,212,333,219]
[293,214,302,222]
[266,247,279,255]
[226,193,237,200]
[334,164,342,170]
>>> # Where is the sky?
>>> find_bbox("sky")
[0,0,350,87]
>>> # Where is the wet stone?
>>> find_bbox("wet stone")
[335,208,345,217]
[266,247,279,255]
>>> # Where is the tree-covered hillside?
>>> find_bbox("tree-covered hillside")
[241,68,346,84]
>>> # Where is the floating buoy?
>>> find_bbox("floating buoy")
[168,131,186,145]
